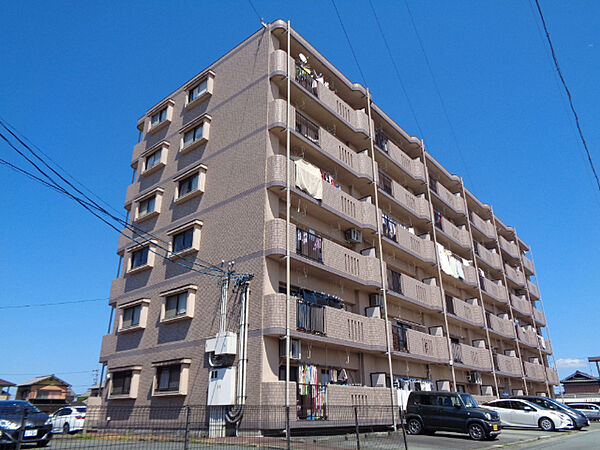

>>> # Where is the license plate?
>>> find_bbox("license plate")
[493,424,498,431]
[24,429,37,437]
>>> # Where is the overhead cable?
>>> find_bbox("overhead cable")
[331,0,367,86]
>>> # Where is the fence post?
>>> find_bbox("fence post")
[354,406,360,450]
[285,405,290,450]
[16,407,27,450]
[183,405,191,450]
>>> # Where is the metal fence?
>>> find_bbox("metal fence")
[5,404,412,449]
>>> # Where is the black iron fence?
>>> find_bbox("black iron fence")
[4,404,411,449]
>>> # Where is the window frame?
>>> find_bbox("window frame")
[146,99,175,135]
[166,219,203,258]
[133,188,164,222]
[184,70,215,110]
[126,241,157,274]
[117,298,150,333]
[173,164,207,204]
[140,141,169,176]
[179,114,211,154]
[108,365,142,400]
[151,359,191,396]
[159,285,197,323]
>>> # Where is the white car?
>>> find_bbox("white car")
[50,406,86,434]
[482,399,573,431]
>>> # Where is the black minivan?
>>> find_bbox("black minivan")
[405,391,502,440]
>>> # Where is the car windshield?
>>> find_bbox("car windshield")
[547,399,580,414]
[76,407,86,413]
[460,394,479,408]
[0,401,41,415]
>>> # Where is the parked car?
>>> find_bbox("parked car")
[0,400,52,447]
[482,399,572,431]
[512,396,589,430]
[50,406,86,434]
[566,403,600,421]
[405,391,502,440]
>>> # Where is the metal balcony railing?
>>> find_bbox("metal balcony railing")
[386,269,402,295]
[378,171,393,196]
[392,325,408,352]
[296,228,323,262]
[295,112,319,144]
[295,64,318,96]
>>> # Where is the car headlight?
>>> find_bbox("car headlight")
[0,419,19,430]
[44,417,52,425]
[557,413,571,422]
[484,412,493,420]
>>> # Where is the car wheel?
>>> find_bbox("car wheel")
[407,418,423,435]
[539,417,555,432]
[468,423,485,441]
[63,422,70,434]
[35,440,50,448]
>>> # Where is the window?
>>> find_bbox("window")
[188,79,207,103]
[145,149,162,171]
[183,124,203,148]
[184,70,214,109]
[150,108,167,128]
[111,371,132,395]
[173,165,207,203]
[131,247,148,269]
[122,304,141,329]
[134,188,164,222]
[152,359,191,396]
[165,292,187,320]
[138,195,155,217]
[173,229,194,253]
[160,285,196,323]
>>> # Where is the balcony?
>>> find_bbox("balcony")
[517,327,538,348]
[266,155,377,231]
[532,307,546,326]
[495,353,522,376]
[475,243,502,270]
[524,361,545,381]
[546,367,559,385]
[99,333,117,362]
[446,297,484,326]
[527,280,541,299]
[499,235,519,260]
[429,178,466,216]
[486,313,515,338]
[109,278,126,303]
[265,219,381,285]
[510,294,532,316]
[130,141,145,167]
[504,264,526,287]
[522,254,535,275]
[539,336,552,354]
[386,270,443,310]
[263,293,387,348]
[458,344,492,371]
[479,277,508,303]
[380,178,430,221]
[375,134,425,182]
[381,218,436,264]
[405,329,449,361]
[470,212,495,240]
[436,216,471,249]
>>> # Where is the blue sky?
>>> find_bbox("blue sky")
[1,0,598,394]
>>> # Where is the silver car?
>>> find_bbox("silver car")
[567,403,600,421]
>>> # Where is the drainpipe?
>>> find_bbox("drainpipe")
[285,19,292,440]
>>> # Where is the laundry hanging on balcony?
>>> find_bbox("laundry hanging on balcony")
[436,243,465,280]
[294,158,323,200]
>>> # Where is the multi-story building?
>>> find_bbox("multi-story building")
[98,19,558,421]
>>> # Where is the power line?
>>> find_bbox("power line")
[0,298,107,310]
[367,0,426,139]
[402,0,473,188]
[331,0,367,86]
[533,0,600,192]
[1,370,95,376]
[247,0,262,22]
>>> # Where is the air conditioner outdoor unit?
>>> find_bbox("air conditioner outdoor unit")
[345,228,362,244]
[279,338,301,360]
[369,293,384,307]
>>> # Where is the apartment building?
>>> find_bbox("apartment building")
[98,19,558,421]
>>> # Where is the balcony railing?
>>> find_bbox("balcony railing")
[533,307,546,325]
[392,324,408,352]
[470,212,495,239]
[386,270,442,310]
[517,327,538,347]
[437,215,471,247]
[479,276,508,302]
[524,361,545,380]
[451,342,463,364]
[499,235,519,259]
[510,294,532,316]
[296,228,323,262]
[527,280,540,299]
[430,178,466,215]
[297,300,325,335]
[406,329,449,360]
[447,297,484,325]
[495,353,522,376]
[295,112,319,144]
[504,264,525,286]
[487,313,515,337]
[522,254,535,274]
[475,243,502,269]
[461,345,492,370]
[546,367,559,385]
[295,63,318,96]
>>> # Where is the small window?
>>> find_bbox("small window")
[138,195,156,217]
[165,292,187,320]
[178,173,199,198]
[122,304,141,329]
[111,371,132,395]
[145,150,162,172]
[183,124,203,148]
[173,229,194,253]
[156,364,181,392]
[150,108,167,128]
[188,79,208,104]
[131,247,149,269]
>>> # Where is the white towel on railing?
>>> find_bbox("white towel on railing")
[295,159,323,200]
